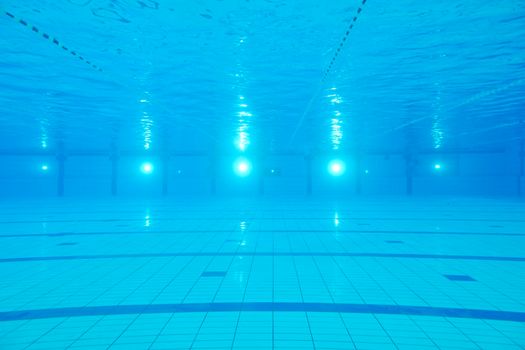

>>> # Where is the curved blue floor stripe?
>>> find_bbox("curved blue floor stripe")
[1,252,524,263]
[1,303,524,322]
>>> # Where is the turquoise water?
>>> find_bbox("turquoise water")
[0,1,525,349]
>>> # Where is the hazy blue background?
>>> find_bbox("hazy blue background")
[0,0,524,198]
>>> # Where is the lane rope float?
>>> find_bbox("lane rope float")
[2,8,103,72]
[287,0,368,148]
[322,0,368,81]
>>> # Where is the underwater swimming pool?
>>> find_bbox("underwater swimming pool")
[1,0,525,349]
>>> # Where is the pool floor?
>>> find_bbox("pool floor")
[0,197,524,349]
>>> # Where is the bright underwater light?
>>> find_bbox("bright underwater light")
[328,159,345,176]
[233,157,252,177]
[140,162,154,174]
[434,163,442,170]
[41,164,49,171]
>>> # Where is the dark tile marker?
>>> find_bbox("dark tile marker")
[444,274,476,282]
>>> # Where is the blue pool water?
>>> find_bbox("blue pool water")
[1,1,525,349]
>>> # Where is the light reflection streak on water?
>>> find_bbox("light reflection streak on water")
[328,87,344,150]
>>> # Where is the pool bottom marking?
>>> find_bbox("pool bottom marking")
[0,302,523,323]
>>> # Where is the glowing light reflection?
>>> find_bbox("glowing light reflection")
[141,162,153,174]
[234,157,252,177]
[327,87,344,150]
[432,116,444,149]
[431,84,444,149]
[40,119,49,149]
[139,91,153,150]
[141,112,153,150]
[328,159,345,176]
[235,95,252,152]
[334,212,340,227]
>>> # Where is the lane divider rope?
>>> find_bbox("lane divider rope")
[322,0,367,81]
[288,0,368,148]
[3,9,103,72]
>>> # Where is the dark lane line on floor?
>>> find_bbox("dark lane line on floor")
[1,229,524,238]
[0,302,524,323]
[1,252,524,263]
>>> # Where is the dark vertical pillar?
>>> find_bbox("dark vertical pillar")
[162,155,169,196]
[110,153,118,196]
[356,154,363,195]
[258,155,265,196]
[404,123,416,196]
[210,155,217,196]
[305,154,312,196]
[57,153,65,197]
[258,172,265,195]
[519,140,524,196]
[405,154,414,196]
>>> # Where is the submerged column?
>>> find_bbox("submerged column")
[110,153,118,196]
[210,155,217,195]
[405,153,414,196]
[162,154,169,196]
[355,154,363,195]
[258,154,265,196]
[56,153,66,197]
[258,172,264,195]
[519,139,524,196]
[305,153,312,196]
